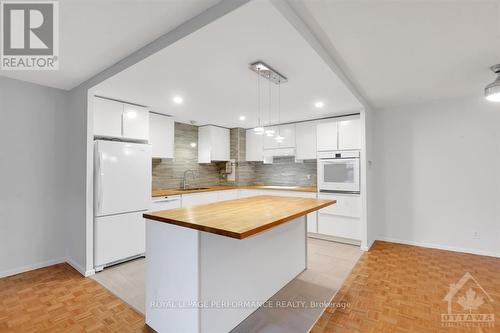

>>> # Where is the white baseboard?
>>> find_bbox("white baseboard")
[0,258,66,279]
[377,237,500,258]
[66,257,95,277]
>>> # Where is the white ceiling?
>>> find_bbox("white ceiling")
[301,0,500,109]
[94,0,362,128]
[0,0,220,90]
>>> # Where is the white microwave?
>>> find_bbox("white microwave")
[318,150,360,194]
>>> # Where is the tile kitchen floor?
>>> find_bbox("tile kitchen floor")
[91,238,363,332]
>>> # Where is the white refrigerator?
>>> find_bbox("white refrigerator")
[94,140,152,269]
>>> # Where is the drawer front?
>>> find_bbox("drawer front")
[317,214,360,240]
[318,193,360,218]
[150,196,181,211]
[181,192,219,206]
[217,189,239,202]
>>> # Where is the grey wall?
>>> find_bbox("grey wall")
[152,122,227,190]
[0,76,69,277]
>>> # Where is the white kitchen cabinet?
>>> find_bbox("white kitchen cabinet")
[262,124,296,151]
[245,129,264,162]
[278,124,296,148]
[316,193,361,241]
[150,195,181,211]
[181,191,219,206]
[198,125,230,163]
[317,116,361,151]
[93,97,123,138]
[295,121,317,160]
[316,121,338,151]
[122,104,149,141]
[149,113,174,159]
[338,117,361,150]
[238,189,263,198]
[263,126,280,149]
[93,96,149,141]
[217,189,239,201]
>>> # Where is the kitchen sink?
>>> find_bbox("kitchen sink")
[179,187,210,191]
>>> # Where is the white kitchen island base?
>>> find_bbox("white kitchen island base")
[145,216,307,333]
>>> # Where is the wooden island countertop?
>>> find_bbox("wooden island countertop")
[143,195,335,239]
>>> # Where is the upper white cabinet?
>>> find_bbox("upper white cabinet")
[316,121,338,151]
[278,124,296,148]
[338,118,361,150]
[246,129,264,162]
[198,125,230,163]
[93,97,149,141]
[149,113,174,159]
[263,124,296,149]
[317,116,360,151]
[122,104,149,141]
[93,97,123,138]
[263,126,279,149]
[295,121,317,160]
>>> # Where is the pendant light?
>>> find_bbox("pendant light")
[485,64,500,102]
[265,76,275,137]
[254,67,264,134]
[275,80,284,143]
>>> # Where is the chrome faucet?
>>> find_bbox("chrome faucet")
[182,169,196,189]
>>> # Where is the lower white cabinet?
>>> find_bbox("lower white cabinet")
[150,195,181,211]
[317,193,361,241]
[217,189,239,201]
[181,191,219,206]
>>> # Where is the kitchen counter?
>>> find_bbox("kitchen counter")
[144,195,333,239]
[144,195,335,332]
[151,185,317,197]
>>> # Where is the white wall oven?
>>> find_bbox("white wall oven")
[318,150,360,194]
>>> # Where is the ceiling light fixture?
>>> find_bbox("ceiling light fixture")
[275,81,284,143]
[173,96,183,104]
[254,68,264,134]
[239,116,246,121]
[485,64,500,102]
[314,101,325,108]
[249,61,287,138]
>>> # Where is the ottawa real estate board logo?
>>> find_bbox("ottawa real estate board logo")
[1,0,58,70]
[442,272,495,328]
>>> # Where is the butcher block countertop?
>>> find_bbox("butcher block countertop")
[152,185,317,197]
[144,195,335,239]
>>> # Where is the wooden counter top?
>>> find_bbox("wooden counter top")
[152,185,317,197]
[144,195,334,239]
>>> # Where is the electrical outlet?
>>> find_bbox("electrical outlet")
[473,231,480,240]
[306,174,311,180]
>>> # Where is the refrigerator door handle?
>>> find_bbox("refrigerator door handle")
[97,152,103,214]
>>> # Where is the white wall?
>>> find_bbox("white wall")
[373,96,500,257]
[0,76,69,277]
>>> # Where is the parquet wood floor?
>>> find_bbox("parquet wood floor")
[2,241,499,333]
[0,263,150,333]
[311,241,500,333]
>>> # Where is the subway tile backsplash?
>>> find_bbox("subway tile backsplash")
[152,123,317,191]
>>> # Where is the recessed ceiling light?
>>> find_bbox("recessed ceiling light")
[314,101,325,108]
[173,96,183,104]
[239,116,246,121]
